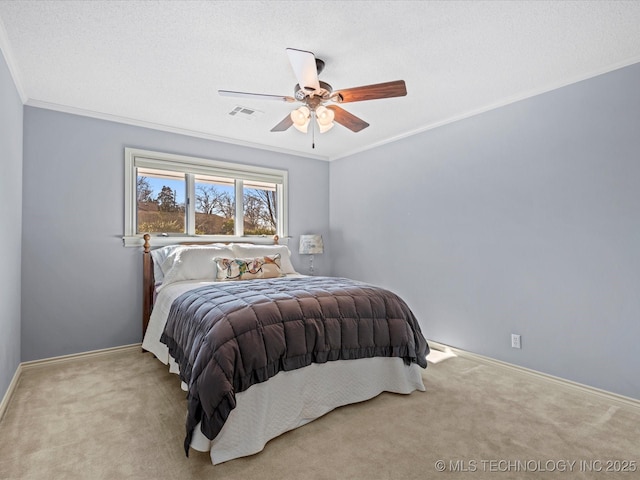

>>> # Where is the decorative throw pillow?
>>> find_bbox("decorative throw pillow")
[215,254,282,281]
[230,244,297,274]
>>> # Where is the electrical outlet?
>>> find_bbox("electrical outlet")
[511,334,521,349]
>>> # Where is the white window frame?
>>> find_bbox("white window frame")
[123,148,288,247]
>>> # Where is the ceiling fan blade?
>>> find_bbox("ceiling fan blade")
[333,80,407,103]
[270,114,294,132]
[286,48,320,93]
[326,105,369,132]
[219,90,295,102]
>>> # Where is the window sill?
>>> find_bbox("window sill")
[122,235,286,248]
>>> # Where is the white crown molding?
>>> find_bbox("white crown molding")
[332,56,640,162]
[17,55,640,164]
[25,99,330,161]
[0,15,27,103]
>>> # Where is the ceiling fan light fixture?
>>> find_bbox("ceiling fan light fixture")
[318,122,334,133]
[315,105,335,133]
[290,106,310,133]
[293,119,309,133]
[315,105,334,124]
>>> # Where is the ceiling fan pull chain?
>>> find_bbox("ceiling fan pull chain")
[312,112,316,149]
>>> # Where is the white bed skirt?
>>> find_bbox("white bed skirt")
[143,280,426,465]
[189,356,425,465]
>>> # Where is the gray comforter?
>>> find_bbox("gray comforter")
[160,276,429,455]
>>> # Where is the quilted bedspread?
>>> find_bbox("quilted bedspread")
[159,276,429,455]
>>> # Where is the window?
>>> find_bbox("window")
[124,148,288,246]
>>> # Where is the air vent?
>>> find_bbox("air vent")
[228,106,263,120]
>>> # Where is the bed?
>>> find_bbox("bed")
[140,234,429,464]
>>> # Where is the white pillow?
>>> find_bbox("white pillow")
[159,244,228,278]
[231,244,297,274]
[160,245,235,289]
[150,245,182,284]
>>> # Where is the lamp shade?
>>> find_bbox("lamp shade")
[299,234,324,255]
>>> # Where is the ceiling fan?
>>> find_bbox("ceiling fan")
[219,48,407,138]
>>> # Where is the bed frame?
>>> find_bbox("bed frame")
[141,233,280,338]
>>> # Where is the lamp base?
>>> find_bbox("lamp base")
[308,254,315,275]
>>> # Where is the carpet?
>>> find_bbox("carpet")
[0,346,638,479]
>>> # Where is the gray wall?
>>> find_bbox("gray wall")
[0,50,22,400]
[330,63,640,400]
[21,107,329,361]
[12,60,640,401]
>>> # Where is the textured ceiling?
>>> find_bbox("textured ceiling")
[1,0,640,161]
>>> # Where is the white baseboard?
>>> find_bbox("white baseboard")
[4,341,638,421]
[0,363,22,422]
[0,343,142,421]
[428,339,640,411]
[20,343,142,370]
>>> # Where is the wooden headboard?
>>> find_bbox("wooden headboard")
[141,233,280,339]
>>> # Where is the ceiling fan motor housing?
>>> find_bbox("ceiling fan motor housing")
[294,80,333,101]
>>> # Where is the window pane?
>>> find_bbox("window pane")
[194,174,235,235]
[137,168,186,234]
[243,180,277,236]
[125,148,288,242]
